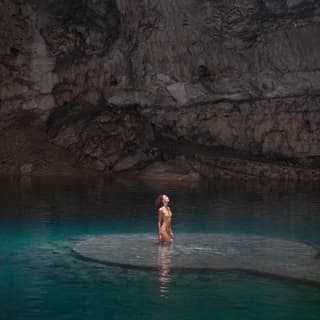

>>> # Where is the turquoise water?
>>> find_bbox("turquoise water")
[1,176,320,320]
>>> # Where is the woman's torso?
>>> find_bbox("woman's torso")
[161,206,172,224]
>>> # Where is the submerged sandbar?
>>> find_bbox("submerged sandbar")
[72,233,320,286]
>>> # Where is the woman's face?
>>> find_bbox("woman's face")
[162,195,170,205]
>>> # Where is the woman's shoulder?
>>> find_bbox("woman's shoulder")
[159,206,171,213]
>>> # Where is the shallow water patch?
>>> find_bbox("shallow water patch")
[72,233,320,287]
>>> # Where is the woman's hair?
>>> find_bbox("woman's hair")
[155,194,165,209]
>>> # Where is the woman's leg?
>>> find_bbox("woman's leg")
[160,225,172,243]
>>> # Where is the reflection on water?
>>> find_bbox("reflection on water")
[158,243,173,298]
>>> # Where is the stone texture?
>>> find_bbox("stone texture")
[139,156,201,181]
[0,119,91,176]
[49,105,155,172]
[1,0,320,178]
[190,154,320,182]
[112,150,148,172]
[142,96,320,158]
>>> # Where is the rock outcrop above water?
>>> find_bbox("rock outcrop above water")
[139,156,201,181]
[48,104,155,172]
[1,0,320,179]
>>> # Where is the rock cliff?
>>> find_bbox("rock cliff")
[1,0,320,180]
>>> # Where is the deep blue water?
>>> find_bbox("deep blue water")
[0,176,320,320]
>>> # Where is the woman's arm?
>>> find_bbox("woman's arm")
[169,207,174,238]
[158,209,162,241]
[170,225,174,239]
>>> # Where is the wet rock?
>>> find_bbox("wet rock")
[139,157,200,181]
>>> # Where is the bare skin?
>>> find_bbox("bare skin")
[158,195,174,243]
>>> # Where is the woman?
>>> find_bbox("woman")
[156,194,174,243]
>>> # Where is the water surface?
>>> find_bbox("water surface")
[1,176,320,320]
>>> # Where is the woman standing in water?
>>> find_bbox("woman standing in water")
[156,194,174,243]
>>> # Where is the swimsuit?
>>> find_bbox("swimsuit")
[163,207,172,218]
[161,208,172,239]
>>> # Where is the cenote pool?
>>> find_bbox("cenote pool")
[0,176,320,320]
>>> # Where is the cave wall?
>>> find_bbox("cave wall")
[1,0,320,169]
[0,0,121,121]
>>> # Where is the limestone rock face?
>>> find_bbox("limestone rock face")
[143,96,320,158]
[1,0,320,176]
[0,0,120,121]
[49,105,155,172]
[139,156,201,181]
[111,0,320,105]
